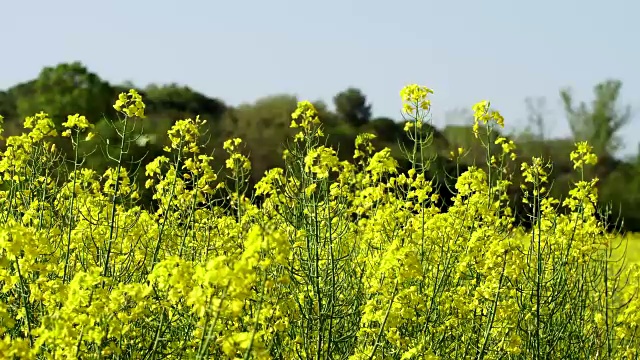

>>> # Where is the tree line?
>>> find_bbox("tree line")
[1,61,638,232]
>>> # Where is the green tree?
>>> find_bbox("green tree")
[0,90,17,120]
[15,61,115,127]
[560,79,637,231]
[218,94,300,183]
[599,160,640,232]
[143,83,227,121]
[333,87,372,127]
[365,117,405,145]
[560,79,631,158]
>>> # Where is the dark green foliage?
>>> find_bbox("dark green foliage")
[15,61,116,128]
[333,87,372,127]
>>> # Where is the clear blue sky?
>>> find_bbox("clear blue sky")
[3,0,639,157]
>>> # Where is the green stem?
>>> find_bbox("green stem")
[104,115,129,278]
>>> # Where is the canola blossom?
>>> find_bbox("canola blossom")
[0,85,639,359]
